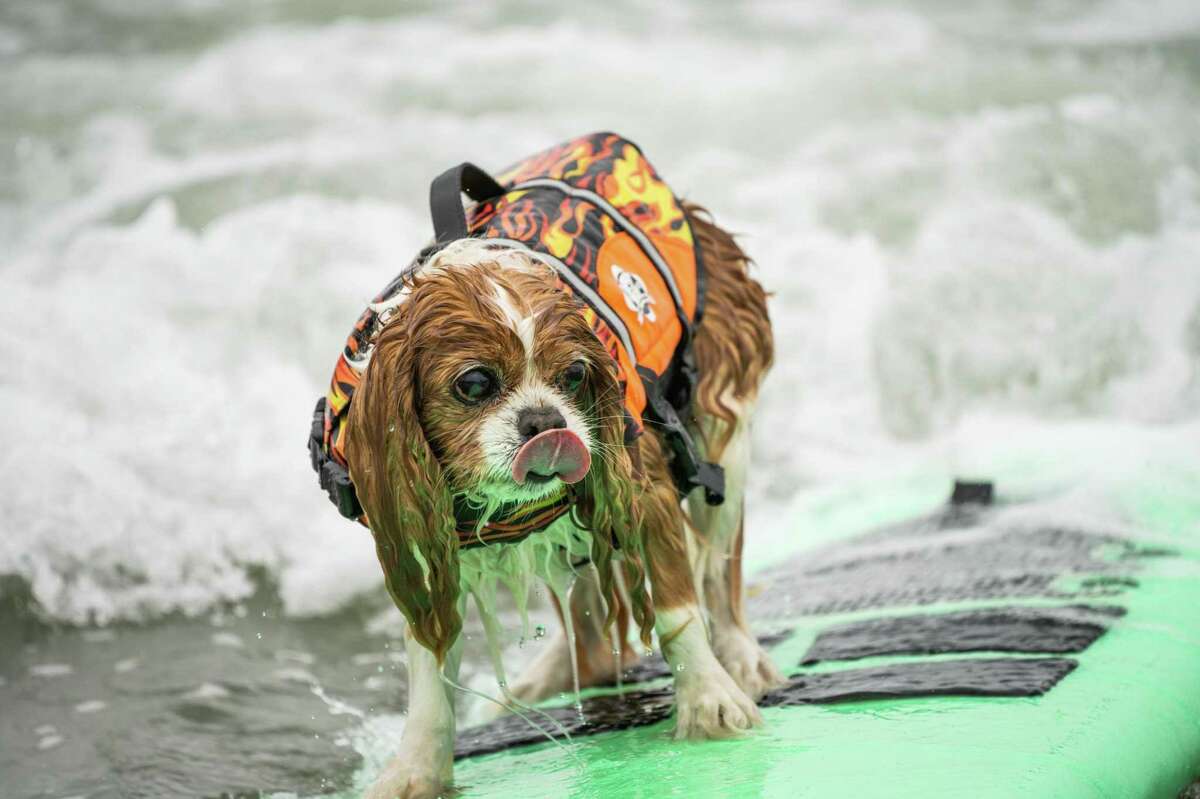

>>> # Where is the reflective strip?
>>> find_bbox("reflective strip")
[481,237,638,369]
[511,178,687,323]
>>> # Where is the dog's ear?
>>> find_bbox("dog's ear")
[577,353,655,648]
[344,317,461,663]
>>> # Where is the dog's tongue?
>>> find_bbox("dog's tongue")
[512,429,591,485]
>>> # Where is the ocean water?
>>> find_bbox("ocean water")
[1,0,1199,796]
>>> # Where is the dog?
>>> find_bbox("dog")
[319,136,782,799]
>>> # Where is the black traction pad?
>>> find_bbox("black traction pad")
[746,521,1147,618]
[761,657,1078,706]
[455,657,1077,759]
[800,604,1125,665]
[455,488,1150,761]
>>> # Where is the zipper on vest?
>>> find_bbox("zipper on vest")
[481,237,639,369]
[510,178,689,331]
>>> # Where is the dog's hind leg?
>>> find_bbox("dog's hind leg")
[687,397,785,702]
[681,202,784,701]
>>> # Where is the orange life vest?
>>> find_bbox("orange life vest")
[309,132,724,527]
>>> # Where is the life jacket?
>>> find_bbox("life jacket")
[308,132,725,541]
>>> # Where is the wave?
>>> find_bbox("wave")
[2,0,1197,624]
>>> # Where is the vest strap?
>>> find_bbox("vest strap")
[455,488,578,550]
[429,162,506,244]
[308,397,363,519]
[639,369,726,506]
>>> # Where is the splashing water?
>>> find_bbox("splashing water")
[2,0,1196,631]
[3,0,1200,796]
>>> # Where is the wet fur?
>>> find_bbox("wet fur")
[686,202,774,458]
[347,208,777,799]
[506,204,782,705]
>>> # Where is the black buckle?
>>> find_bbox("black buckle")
[640,373,725,506]
[663,348,699,427]
[308,397,363,519]
[321,460,363,519]
[950,479,994,506]
[308,398,326,472]
[691,461,726,506]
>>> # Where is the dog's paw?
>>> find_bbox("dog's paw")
[672,666,763,740]
[713,627,786,702]
[365,760,449,799]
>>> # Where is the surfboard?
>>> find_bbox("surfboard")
[449,481,1200,798]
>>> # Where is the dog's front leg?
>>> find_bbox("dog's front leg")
[639,468,761,739]
[656,604,763,739]
[366,634,459,799]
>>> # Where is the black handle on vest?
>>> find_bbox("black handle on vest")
[642,379,725,506]
[429,162,506,244]
[308,397,363,519]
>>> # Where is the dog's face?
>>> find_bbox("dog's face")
[344,242,641,660]
[413,263,600,504]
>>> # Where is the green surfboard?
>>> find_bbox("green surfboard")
[444,480,1200,798]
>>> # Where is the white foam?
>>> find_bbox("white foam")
[275,649,316,666]
[36,734,64,751]
[184,682,231,700]
[29,663,74,678]
[113,658,140,673]
[274,667,318,685]
[1,0,1198,637]
[210,632,245,649]
[1033,0,1200,44]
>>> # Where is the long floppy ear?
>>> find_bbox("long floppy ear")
[344,319,461,663]
[577,354,655,649]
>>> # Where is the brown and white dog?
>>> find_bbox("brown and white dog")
[345,205,781,799]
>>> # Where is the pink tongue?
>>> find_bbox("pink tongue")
[512,429,591,485]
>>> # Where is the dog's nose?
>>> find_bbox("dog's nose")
[516,406,567,443]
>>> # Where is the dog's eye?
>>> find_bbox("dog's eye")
[559,361,587,394]
[454,368,499,404]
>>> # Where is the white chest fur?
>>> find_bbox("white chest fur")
[456,516,595,703]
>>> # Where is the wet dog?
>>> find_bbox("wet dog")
[344,208,781,799]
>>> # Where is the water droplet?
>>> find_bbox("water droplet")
[675,663,686,672]
[533,625,546,640]
[256,632,263,640]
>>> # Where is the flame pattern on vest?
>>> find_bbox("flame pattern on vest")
[321,132,700,472]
